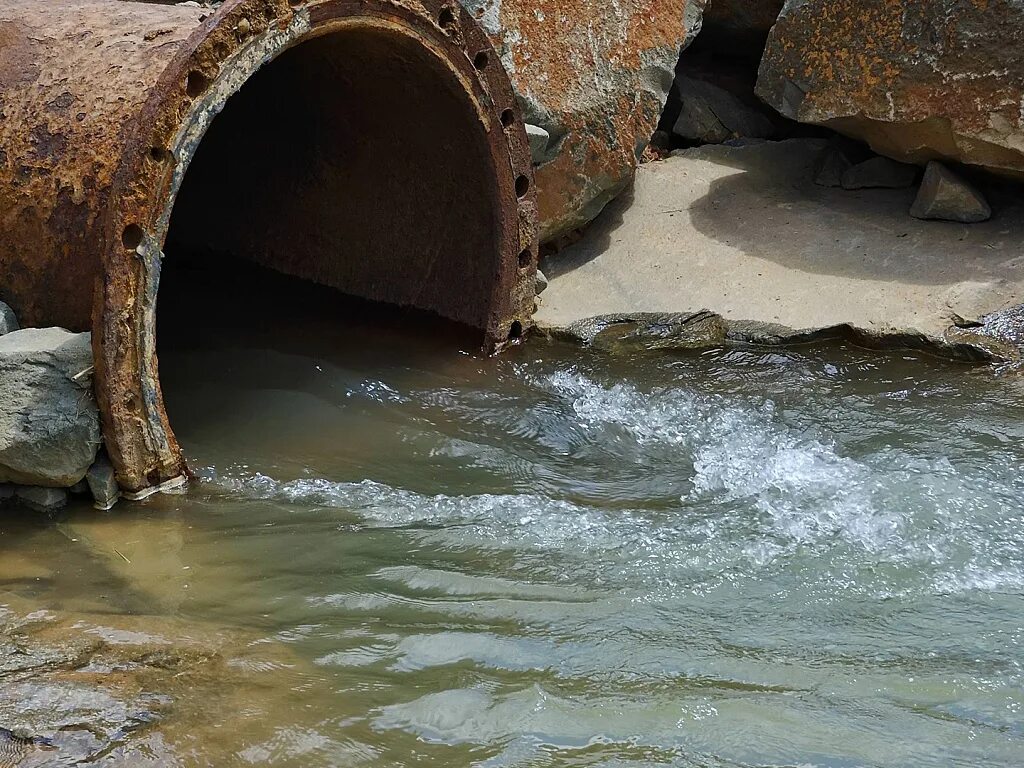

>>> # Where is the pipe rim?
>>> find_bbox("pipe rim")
[94,0,538,492]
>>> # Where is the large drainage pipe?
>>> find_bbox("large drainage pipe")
[0,0,538,496]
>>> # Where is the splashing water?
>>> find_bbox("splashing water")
[3,275,1024,767]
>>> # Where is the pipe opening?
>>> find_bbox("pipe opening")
[155,22,507,472]
[165,24,499,329]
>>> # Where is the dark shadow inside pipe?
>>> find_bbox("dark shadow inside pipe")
[163,25,499,330]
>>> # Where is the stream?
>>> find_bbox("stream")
[1,265,1022,767]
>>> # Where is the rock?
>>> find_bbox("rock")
[533,138,1024,357]
[756,0,1024,179]
[700,0,785,50]
[671,74,777,144]
[534,269,549,296]
[841,157,918,190]
[524,123,551,165]
[14,486,68,512]
[0,328,100,487]
[910,161,991,223]
[459,0,706,241]
[813,146,851,188]
[0,302,17,336]
[86,455,120,511]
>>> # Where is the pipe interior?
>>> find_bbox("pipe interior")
[164,25,500,330]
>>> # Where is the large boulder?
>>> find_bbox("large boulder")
[0,328,99,487]
[460,0,706,241]
[756,0,1024,179]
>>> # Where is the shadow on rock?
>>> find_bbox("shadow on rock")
[684,140,1024,286]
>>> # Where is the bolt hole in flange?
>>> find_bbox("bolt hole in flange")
[438,6,457,30]
[508,320,523,340]
[473,51,489,70]
[185,70,210,98]
[150,146,171,163]
[515,174,529,198]
[122,224,144,251]
[500,108,515,128]
[518,249,531,269]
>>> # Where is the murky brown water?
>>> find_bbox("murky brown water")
[1,263,1023,766]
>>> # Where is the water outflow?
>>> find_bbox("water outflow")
[5,269,1024,766]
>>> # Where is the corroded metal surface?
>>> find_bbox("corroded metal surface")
[0,0,537,493]
[757,0,1024,177]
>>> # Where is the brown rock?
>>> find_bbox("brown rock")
[756,0,1024,179]
[460,0,706,241]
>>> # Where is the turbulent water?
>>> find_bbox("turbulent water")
[2,268,1023,766]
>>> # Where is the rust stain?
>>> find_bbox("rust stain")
[0,0,537,495]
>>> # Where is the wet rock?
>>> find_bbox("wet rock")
[813,146,851,188]
[0,302,17,336]
[756,1,1024,179]
[524,123,551,165]
[910,161,991,223]
[459,0,705,241]
[945,303,1024,363]
[14,486,68,512]
[841,157,918,190]
[86,455,120,511]
[0,328,99,487]
[671,74,777,145]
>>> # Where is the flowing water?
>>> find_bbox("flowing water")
[1,265,1023,767]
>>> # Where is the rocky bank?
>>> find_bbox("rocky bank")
[0,306,116,513]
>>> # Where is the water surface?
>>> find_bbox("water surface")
[1,267,1022,767]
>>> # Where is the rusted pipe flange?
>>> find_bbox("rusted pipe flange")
[0,0,538,494]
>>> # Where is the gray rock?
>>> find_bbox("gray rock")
[0,302,17,336]
[534,269,549,296]
[841,156,919,190]
[86,455,120,511]
[672,75,777,145]
[14,486,68,512]
[910,161,991,223]
[524,124,551,165]
[0,328,100,487]
[814,146,852,188]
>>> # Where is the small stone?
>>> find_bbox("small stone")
[0,302,17,336]
[86,455,120,511]
[841,156,919,189]
[814,146,852,187]
[671,74,777,145]
[910,161,992,223]
[15,486,68,512]
[525,124,551,165]
[535,269,549,296]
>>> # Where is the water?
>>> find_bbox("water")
[1,265,1023,767]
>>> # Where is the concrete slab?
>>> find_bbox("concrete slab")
[535,139,1024,359]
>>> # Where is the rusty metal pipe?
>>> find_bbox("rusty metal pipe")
[0,0,537,495]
